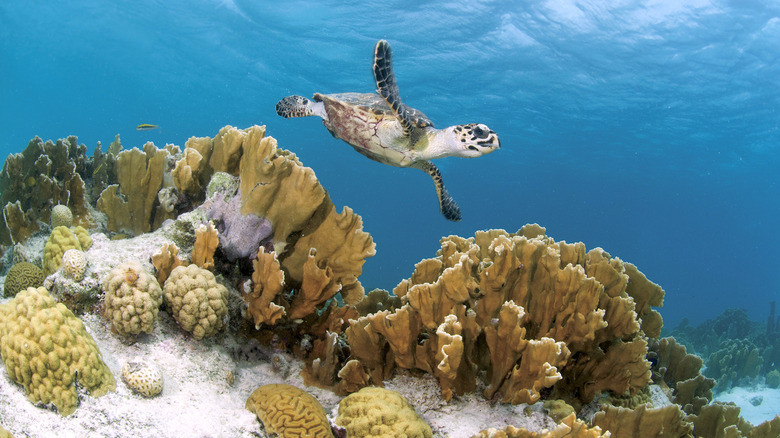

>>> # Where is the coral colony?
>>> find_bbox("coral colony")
[0,125,778,437]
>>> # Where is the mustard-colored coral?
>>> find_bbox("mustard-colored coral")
[245,383,334,438]
[151,243,183,285]
[191,221,219,270]
[3,262,44,297]
[591,404,692,438]
[245,247,286,327]
[336,226,656,405]
[474,413,608,438]
[102,261,163,339]
[42,226,93,275]
[163,264,228,339]
[0,287,116,416]
[96,143,169,236]
[336,386,432,438]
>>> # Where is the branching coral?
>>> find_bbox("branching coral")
[96,143,169,236]
[0,136,92,244]
[191,221,219,270]
[316,225,657,405]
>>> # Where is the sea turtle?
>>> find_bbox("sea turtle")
[275,40,500,221]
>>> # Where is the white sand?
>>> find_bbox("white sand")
[714,384,780,427]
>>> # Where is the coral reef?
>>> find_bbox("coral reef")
[245,383,334,438]
[60,249,87,281]
[102,261,163,340]
[706,340,763,390]
[319,226,656,407]
[3,262,44,297]
[121,359,163,397]
[592,404,693,437]
[42,226,92,275]
[649,337,715,415]
[0,136,92,244]
[163,264,229,339]
[335,386,433,438]
[0,287,115,416]
[474,413,608,438]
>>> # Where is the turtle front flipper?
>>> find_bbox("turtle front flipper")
[276,95,322,118]
[412,160,461,222]
[373,40,417,136]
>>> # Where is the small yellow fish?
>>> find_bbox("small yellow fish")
[136,123,159,131]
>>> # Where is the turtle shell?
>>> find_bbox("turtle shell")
[316,92,433,129]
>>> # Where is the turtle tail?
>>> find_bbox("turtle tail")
[413,161,462,222]
[275,95,316,118]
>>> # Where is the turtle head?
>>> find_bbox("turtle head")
[449,124,500,158]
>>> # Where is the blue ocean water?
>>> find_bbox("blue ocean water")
[1,1,778,328]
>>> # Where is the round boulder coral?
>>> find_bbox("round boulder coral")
[336,387,433,438]
[0,287,116,416]
[50,204,73,228]
[61,249,87,281]
[102,261,163,339]
[3,262,44,297]
[163,264,229,340]
[121,359,163,397]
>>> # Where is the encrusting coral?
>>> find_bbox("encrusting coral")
[0,287,116,416]
[245,383,334,438]
[3,262,44,297]
[163,264,229,340]
[336,386,433,438]
[102,261,163,340]
[42,226,93,275]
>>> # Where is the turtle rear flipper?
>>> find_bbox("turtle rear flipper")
[275,95,326,119]
[373,40,433,137]
[413,160,461,222]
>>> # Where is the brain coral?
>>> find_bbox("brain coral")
[102,261,163,339]
[121,358,163,397]
[42,226,93,275]
[336,387,433,438]
[50,204,73,228]
[163,264,228,340]
[0,287,116,416]
[61,249,87,281]
[3,262,44,297]
[245,383,334,438]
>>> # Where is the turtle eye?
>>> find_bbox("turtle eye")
[473,126,488,139]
